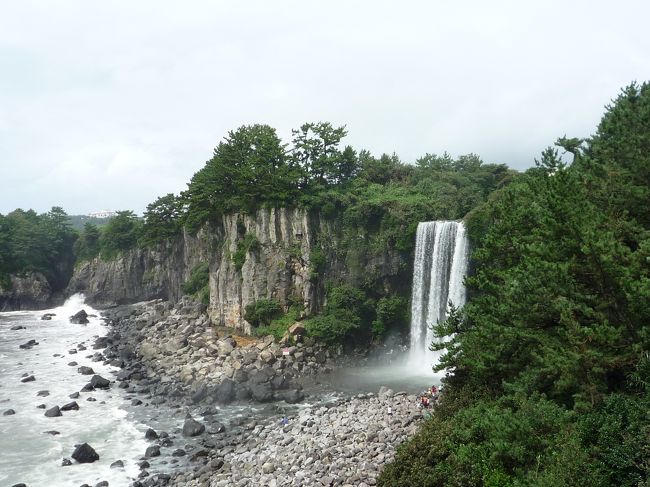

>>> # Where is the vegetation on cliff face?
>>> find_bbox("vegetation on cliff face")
[379,83,650,486]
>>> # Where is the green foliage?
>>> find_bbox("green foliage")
[291,122,358,186]
[139,193,185,246]
[232,233,260,271]
[254,307,300,340]
[73,222,101,262]
[0,206,76,291]
[181,262,209,296]
[304,284,371,344]
[309,246,326,281]
[244,298,282,327]
[372,296,408,340]
[99,210,141,260]
[184,124,302,229]
[380,82,650,486]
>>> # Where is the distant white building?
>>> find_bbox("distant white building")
[88,210,117,219]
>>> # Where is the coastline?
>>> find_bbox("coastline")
[96,298,426,486]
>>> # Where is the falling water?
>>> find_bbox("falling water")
[409,221,469,372]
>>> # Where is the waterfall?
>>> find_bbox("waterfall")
[409,221,469,371]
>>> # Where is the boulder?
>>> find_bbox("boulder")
[37,390,49,396]
[61,401,79,411]
[45,406,62,417]
[10,325,26,330]
[41,313,56,320]
[249,382,273,402]
[72,443,99,463]
[280,388,305,404]
[182,416,205,437]
[77,366,94,375]
[70,310,89,324]
[212,379,235,404]
[3,409,16,415]
[110,460,124,469]
[20,375,35,383]
[289,322,305,336]
[19,340,38,349]
[90,375,110,389]
[191,385,208,404]
[145,445,160,458]
[144,428,159,440]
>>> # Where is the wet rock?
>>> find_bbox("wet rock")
[61,401,79,411]
[41,313,56,320]
[10,325,26,330]
[70,309,89,324]
[110,460,124,468]
[3,409,15,415]
[81,383,94,392]
[11,483,27,487]
[69,392,80,399]
[249,382,273,402]
[44,430,60,435]
[61,458,72,466]
[145,445,160,458]
[182,416,205,437]
[95,482,109,487]
[72,442,99,463]
[280,388,305,404]
[45,406,62,417]
[68,361,78,366]
[19,339,38,349]
[78,366,94,375]
[90,375,110,389]
[172,448,186,457]
[37,404,46,409]
[144,428,159,440]
[20,375,35,383]
[37,390,49,396]
[212,379,235,404]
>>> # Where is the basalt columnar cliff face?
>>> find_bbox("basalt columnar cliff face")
[67,208,406,333]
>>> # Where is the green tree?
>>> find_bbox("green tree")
[291,122,358,186]
[74,222,101,262]
[140,193,185,245]
[185,124,301,229]
[100,210,141,259]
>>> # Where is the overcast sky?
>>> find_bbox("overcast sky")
[1,1,649,215]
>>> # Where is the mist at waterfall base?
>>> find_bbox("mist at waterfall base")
[323,221,469,394]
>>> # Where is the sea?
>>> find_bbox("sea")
[0,294,149,486]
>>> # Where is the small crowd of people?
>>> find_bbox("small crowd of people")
[417,385,439,409]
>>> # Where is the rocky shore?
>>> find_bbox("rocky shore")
[56,298,426,486]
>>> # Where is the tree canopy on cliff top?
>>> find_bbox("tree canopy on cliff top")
[379,82,650,486]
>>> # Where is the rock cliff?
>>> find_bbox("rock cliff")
[67,208,407,333]
[0,272,52,311]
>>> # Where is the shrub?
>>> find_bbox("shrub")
[233,233,260,271]
[244,298,282,327]
[181,262,209,295]
[371,296,408,339]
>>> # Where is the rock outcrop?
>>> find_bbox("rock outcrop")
[68,208,406,333]
[0,272,52,311]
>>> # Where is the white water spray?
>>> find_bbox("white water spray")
[409,221,469,372]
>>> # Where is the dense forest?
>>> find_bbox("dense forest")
[379,83,650,485]
[0,207,76,291]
